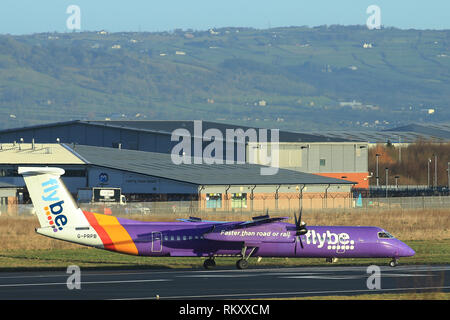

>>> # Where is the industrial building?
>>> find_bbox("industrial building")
[0,120,369,187]
[0,143,355,212]
[0,181,19,204]
[313,123,450,144]
[247,141,369,188]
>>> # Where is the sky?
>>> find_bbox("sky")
[0,0,449,34]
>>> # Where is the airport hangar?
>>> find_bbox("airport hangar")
[0,143,355,212]
[0,120,370,188]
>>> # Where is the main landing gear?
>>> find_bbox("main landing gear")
[236,246,257,270]
[203,257,216,269]
[203,246,257,270]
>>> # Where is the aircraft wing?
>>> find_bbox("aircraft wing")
[233,216,289,229]
[203,215,293,244]
[176,216,230,224]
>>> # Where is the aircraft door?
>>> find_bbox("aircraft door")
[151,231,163,252]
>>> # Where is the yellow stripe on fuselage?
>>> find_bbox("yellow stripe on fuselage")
[92,213,138,255]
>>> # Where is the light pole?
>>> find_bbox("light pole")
[447,162,450,190]
[385,167,389,198]
[395,175,400,188]
[376,153,380,187]
[427,158,431,188]
[434,154,437,188]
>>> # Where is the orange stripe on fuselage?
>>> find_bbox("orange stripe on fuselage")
[83,211,116,251]
[82,211,138,255]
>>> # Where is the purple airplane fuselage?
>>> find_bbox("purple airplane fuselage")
[113,218,415,260]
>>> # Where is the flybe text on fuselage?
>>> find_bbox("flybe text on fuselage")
[41,178,67,232]
[305,230,355,250]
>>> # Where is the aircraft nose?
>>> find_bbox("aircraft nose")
[399,243,415,257]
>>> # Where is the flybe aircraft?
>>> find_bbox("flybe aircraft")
[20,167,415,269]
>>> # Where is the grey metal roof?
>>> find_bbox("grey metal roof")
[383,123,450,140]
[0,119,351,143]
[65,144,355,186]
[84,120,352,143]
[314,122,450,143]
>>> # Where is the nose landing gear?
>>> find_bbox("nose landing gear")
[389,258,399,267]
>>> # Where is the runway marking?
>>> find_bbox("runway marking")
[380,273,438,277]
[281,275,366,280]
[118,286,450,300]
[177,274,259,278]
[0,265,447,281]
[281,273,437,280]
[0,279,171,288]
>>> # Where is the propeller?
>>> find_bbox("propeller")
[294,208,308,253]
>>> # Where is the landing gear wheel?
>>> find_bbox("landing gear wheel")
[389,258,398,267]
[236,259,249,270]
[203,258,216,269]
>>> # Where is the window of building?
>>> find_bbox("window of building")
[206,193,222,208]
[64,169,86,177]
[0,167,19,177]
[319,159,326,167]
[231,193,247,208]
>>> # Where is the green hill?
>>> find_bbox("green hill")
[0,25,449,131]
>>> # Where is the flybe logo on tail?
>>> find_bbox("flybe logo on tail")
[41,178,67,232]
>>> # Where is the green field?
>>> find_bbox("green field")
[0,240,448,272]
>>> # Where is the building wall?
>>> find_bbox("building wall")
[199,184,353,211]
[0,164,87,195]
[247,142,369,187]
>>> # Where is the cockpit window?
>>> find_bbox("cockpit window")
[378,232,395,239]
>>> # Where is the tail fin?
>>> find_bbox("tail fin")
[19,167,89,232]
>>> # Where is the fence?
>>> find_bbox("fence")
[1,195,449,218]
[354,186,450,198]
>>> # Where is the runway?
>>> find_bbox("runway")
[0,264,448,300]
